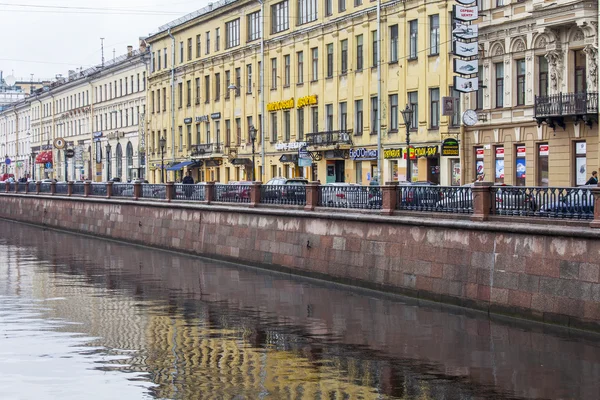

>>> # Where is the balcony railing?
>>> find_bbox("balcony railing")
[306,130,352,147]
[190,143,223,157]
[535,92,598,118]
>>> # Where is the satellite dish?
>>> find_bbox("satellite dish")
[4,75,16,86]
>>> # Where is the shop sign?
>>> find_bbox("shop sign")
[95,141,102,163]
[65,149,75,158]
[276,141,307,151]
[453,41,478,58]
[383,148,403,159]
[516,145,526,157]
[442,97,455,116]
[495,147,505,158]
[184,117,193,124]
[575,142,586,155]
[454,59,478,75]
[267,98,294,112]
[93,131,103,142]
[349,148,378,160]
[476,148,484,159]
[453,5,478,22]
[42,144,53,150]
[539,144,549,156]
[410,146,438,159]
[456,0,476,5]
[298,146,312,167]
[453,23,478,40]
[454,76,479,93]
[324,149,348,159]
[441,138,460,157]
[196,115,209,122]
[210,112,221,120]
[297,95,318,109]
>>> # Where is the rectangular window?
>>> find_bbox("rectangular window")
[235,68,241,96]
[215,73,221,101]
[494,146,505,184]
[325,104,333,131]
[152,52,156,72]
[196,123,201,144]
[297,51,304,84]
[515,144,526,186]
[195,78,200,104]
[297,0,317,25]
[495,62,504,108]
[205,122,211,144]
[186,80,191,106]
[338,0,346,12]
[341,40,348,74]
[247,11,262,41]
[339,102,347,131]
[311,106,318,132]
[125,77,128,95]
[178,83,183,108]
[225,120,231,146]
[389,94,398,131]
[215,28,220,51]
[409,20,418,59]
[311,47,319,81]
[356,34,363,71]
[516,59,526,106]
[187,38,192,60]
[575,142,587,185]
[539,56,548,97]
[537,143,549,187]
[226,19,240,49]
[235,118,241,144]
[575,50,586,93]
[271,58,278,89]
[163,88,166,111]
[430,15,440,55]
[354,0,362,5]
[325,0,332,16]
[151,90,155,113]
[284,111,291,141]
[327,43,334,78]
[179,126,183,151]
[246,64,253,93]
[179,41,184,63]
[370,97,378,134]
[225,70,231,99]
[297,108,305,140]
[196,34,201,57]
[246,116,253,142]
[284,55,291,86]
[204,75,210,101]
[450,87,461,127]
[270,113,278,142]
[371,30,378,67]
[187,125,192,147]
[164,48,167,69]
[271,1,289,34]
[205,32,210,55]
[355,100,363,135]
[389,25,398,62]
[476,65,484,110]
[408,91,418,130]
[430,88,440,128]
[158,51,161,70]
[157,89,161,112]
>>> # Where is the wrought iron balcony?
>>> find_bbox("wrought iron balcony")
[305,130,353,147]
[535,92,598,129]
[190,143,223,157]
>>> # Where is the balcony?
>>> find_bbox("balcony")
[190,143,224,157]
[305,130,353,148]
[535,92,598,129]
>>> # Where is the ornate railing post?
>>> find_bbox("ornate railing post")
[67,181,74,196]
[204,182,215,204]
[249,182,261,208]
[84,181,91,197]
[381,182,398,215]
[471,182,493,222]
[304,182,320,211]
[106,181,113,198]
[133,182,142,200]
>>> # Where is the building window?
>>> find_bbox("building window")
[575,50,586,93]
[389,25,398,62]
[225,120,231,146]
[271,1,289,34]
[339,102,347,131]
[476,65,484,110]
[271,58,278,89]
[297,0,317,25]
[235,68,241,96]
[409,20,418,59]
[246,116,253,142]
[355,100,363,135]
[338,0,346,12]
[341,40,348,74]
[196,34,201,57]
[215,73,221,101]
[270,113,278,142]
[196,123,201,144]
[215,28,220,51]
[205,32,210,55]
[325,104,333,131]
[284,111,291,141]
[326,44,334,78]
[178,82,183,108]
[225,70,231,99]
[408,91,418,130]
[356,34,363,71]
[515,144,526,186]
[297,51,304,84]
[164,48,167,69]
[494,146,505,184]
[450,87,461,127]
[284,55,291,86]
[354,0,362,5]
[187,125,192,147]
[311,106,318,132]
[195,78,200,104]
[179,126,183,151]
[538,143,549,187]
[187,38,192,60]
[163,88,166,111]
[179,41,184,63]
[157,51,161,70]
[430,15,439,55]
[495,62,504,108]
[226,19,240,49]
[516,59,526,106]
[539,56,548,97]
[430,88,439,128]
[370,96,378,134]
[575,141,587,185]
[311,47,319,81]
[236,118,241,144]
[325,0,332,16]
[247,11,262,41]
[297,108,304,140]
[389,94,398,131]
[186,80,191,106]
[371,30,378,67]
[246,64,253,93]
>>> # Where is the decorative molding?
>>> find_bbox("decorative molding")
[583,45,598,91]
[514,127,521,142]
[493,128,499,143]
[537,125,543,141]
[574,123,581,138]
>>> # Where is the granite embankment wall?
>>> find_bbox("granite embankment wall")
[1,194,599,331]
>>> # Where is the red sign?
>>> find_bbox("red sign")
[453,5,478,22]
[516,145,526,157]
[495,148,504,158]
[539,145,549,156]
[476,148,484,159]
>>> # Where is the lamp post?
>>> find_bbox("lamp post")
[106,142,112,182]
[249,125,257,181]
[159,136,166,183]
[401,104,414,183]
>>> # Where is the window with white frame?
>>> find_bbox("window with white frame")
[226,19,240,49]
[409,20,418,59]
[370,97,378,134]
[297,51,304,84]
[430,15,439,55]
[271,1,289,34]
[389,94,398,131]
[297,0,317,25]
[408,91,418,130]
[246,64,253,93]
[247,12,262,41]
[389,25,398,62]
[284,55,291,86]
[341,40,348,74]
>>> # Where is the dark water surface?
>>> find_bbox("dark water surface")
[0,220,599,399]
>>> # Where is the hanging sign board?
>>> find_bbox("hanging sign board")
[453,24,478,40]
[453,5,478,22]
[455,0,476,4]
[454,76,479,93]
[453,41,478,58]
[454,59,478,75]
[441,138,460,157]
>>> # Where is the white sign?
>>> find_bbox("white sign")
[456,0,476,4]
[575,142,586,155]
[275,141,307,151]
[453,76,479,93]
[454,59,478,75]
[539,144,549,156]
[453,24,478,40]
[454,41,478,57]
[453,5,478,22]
[516,145,526,157]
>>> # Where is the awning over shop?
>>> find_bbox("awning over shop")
[279,154,298,164]
[167,160,205,171]
[205,159,222,167]
[35,151,53,164]
[230,158,252,166]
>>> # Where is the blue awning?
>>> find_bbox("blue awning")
[167,160,195,171]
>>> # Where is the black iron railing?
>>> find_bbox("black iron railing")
[17,183,27,192]
[174,184,206,201]
[112,183,134,197]
[215,184,251,203]
[141,184,166,199]
[8,182,15,191]
[306,130,352,147]
[40,183,51,193]
[27,182,37,192]
[55,183,68,194]
[318,185,382,210]
[190,143,223,156]
[91,183,107,196]
[535,92,598,117]
[261,185,307,205]
[72,183,85,195]
[397,185,474,214]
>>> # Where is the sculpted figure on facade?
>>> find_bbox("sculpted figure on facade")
[545,50,563,92]
[583,45,598,90]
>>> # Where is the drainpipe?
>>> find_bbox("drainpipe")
[259,0,266,182]
[168,29,176,168]
[376,0,382,183]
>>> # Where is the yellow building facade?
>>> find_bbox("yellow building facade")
[146,0,461,184]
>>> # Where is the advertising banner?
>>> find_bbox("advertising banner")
[454,76,479,93]
[453,24,478,40]
[453,5,478,22]
[454,59,478,75]
[453,41,478,57]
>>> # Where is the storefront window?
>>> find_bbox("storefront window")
[494,146,504,184]
[537,143,549,187]
[474,147,484,181]
[450,159,460,186]
[515,144,526,186]
[355,161,362,184]
[575,141,587,185]
[390,160,399,181]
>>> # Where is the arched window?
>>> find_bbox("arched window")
[126,142,134,181]
[116,143,123,180]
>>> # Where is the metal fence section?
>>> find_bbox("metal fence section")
[174,184,206,201]
[27,182,37,192]
[112,183,134,198]
[397,185,474,213]
[40,183,51,193]
[72,183,85,195]
[318,185,382,209]
[215,184,251,203]
[91,183,107,197]
[491,186,594,219]
[261,185,307,206]
[141,184,166,200]
[8,182,15,192]
[17,183,27,192]
[55,183,68,195]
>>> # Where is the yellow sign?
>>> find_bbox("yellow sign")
[297,95,318,109]
[267,98,294,111]
[383,148,403,159]
[410,146,438,159]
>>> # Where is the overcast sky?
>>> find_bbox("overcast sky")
[0,0,210,82]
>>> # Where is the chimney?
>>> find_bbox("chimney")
[127,45,133,57]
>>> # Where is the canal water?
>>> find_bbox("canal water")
[0,220,599,400]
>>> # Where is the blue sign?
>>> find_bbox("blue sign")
[45,162,52,169]
[4,158,10,165]
[298,146,312,167]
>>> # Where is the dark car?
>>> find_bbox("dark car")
[397,181,443,209]
[263,177,309,203]
[538,187,594,218]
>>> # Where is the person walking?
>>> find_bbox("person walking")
[585,171,598,185]
[182,170,194,198]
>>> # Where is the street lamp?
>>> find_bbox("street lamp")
[159,136,167,183]
[401,104,414,183]
[106,142,112,182]
[249,125,257,181]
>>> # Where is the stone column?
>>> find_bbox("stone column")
[249,182,262,208]
[590,186,600,228]
[133,182,142,200]
[4,182,8,193]
[106,181,113,198]
[14,182,18,193]
[84,181,91,197]
[204,181,215,204]
[165,182,174,202]
[67,181,74,196]
[381,181,398,215]
[50,182,56,195]
[471,182,493,222]
[36,181,41,194]
[304,182,320,211]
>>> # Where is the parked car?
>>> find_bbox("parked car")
[538,187,594,217]
[493,185,537,213]
[434,183,474,210]
[398,181,443,208]
[263,177,309,202]
[216,181,252,201]
[320,183,381,208]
